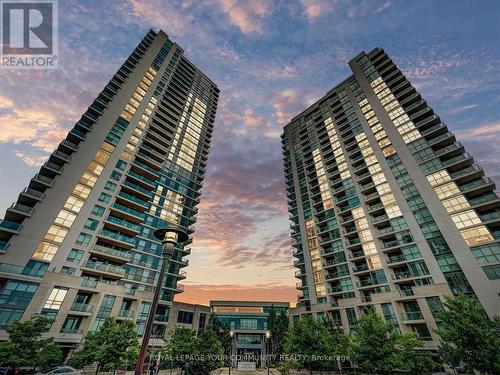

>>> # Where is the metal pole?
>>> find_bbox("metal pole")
[135,242,174,375]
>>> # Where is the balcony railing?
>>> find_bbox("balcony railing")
[70,303,93,313]
[83,261,125,276]
[92,244,131,260]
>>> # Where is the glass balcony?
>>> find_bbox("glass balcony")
[21,187,45,200]
[111,203,145,220]
[117,309,135,319]
[70,303,94,313]
[82,261,125,277]
[0,220,22,233]
[91,244,131,262]
[105,216,141,232]
[402,311,424,320]
[99,229,135,246]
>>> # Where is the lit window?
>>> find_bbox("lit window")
[427,170,452,187]
[460,226,493,246]
[33,241,59,261]
[451,210,482,229]
[54,210,77,228]
[44,225,69,243]
[44,287,68,310]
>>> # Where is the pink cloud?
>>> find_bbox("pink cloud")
[176,283,298,306]
[219,0,273,34]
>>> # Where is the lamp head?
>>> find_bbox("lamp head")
[229,330,234,338]
[265,331,271,339]
[154,226,189,245]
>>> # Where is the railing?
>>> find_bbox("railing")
[0,263,24,274]
[117,191,149,207]
[92,244,131,260]
[402,311,424,320]
[60,327,83,334]
[399,289,414,297]
[33,173,54,185]
[81,277,98,288]
[118,309,135,318]
[128,170,156,186]
[9,202,34,215]
[83,261,125,276]
[123,180,153,196]
[22,187,45,199]
[99,229,135,245]
[111,203,145,219]
[105,215,141,232]
[70,303,93,313]
[155,314,169,322]
[43,161,63,172]
[0,220,22,231]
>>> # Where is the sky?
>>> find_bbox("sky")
[0,0,499,306]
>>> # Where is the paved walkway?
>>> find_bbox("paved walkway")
[211,368,280,375]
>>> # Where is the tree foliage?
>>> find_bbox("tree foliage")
[205,313,231,355]
[350,310,400,375]
[437,294,500,375]
[0,315,62,370]
[269,308,289,363]
[395,333,436,375]
[69,317,139,371]
[161,326,223,375]
[283,316,339,372]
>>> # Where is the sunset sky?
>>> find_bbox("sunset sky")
[0,0,499,306]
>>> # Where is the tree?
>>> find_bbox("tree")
[269,309,289,364]
[395,333,436,375]
[283,316,336,373]
[350,309,399,375]
[437,294,500,375]
[0,315,62,371]
[190,330,224,375]
[69,317,139,371]
[162,327,198,370]
[205,314,231,355]
[162,327,224,375]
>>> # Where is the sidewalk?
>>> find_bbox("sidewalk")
[211,368,280,375]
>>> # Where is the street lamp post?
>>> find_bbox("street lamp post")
[134,226,188,375]
[265,331,271,375]
[229,330,234,375]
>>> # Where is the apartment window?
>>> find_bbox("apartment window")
[484,266,500,280]
[61,316,82,333]
[104,181,117,192]
[98,193,111,204]
[54,210,77,227]
[137,302,151,320]
[451,210,482,229]
[33,242,59,261]
[91,205,106,217]
[84,218,99,231]
[73,183,92,199]
[44,287,68,310]
[67,249,84,263]
[471,243,500,265]
[0,308,24,329]
[177,310,194,324]
[240,318,258,330]
[346,308,357,326]
[23,260,48,277]
[111,171,122,181]
[116,160,127,170]
[61,266,76,275]
[44,225,68,243]
[96,295,116,318]
[460,226,493,246]
[64,196,85,213]
[426,296,444,320]
[0,280,38,308]
[76,233,92,246]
